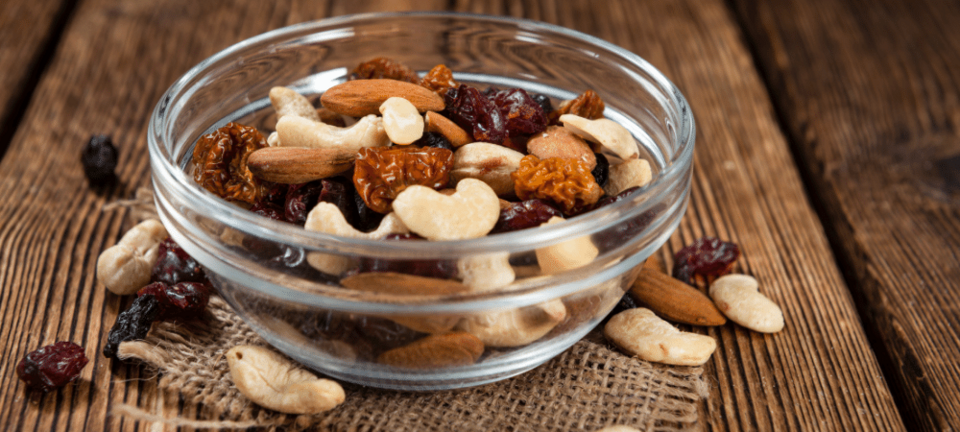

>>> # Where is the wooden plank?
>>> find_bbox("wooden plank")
[729,0,960,429]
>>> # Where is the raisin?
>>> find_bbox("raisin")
[349,57,419,83]
[80,135,118,184]
[590,187,661,251]
[530,92,554,117]
[103,294,160,359]
[250,202,285,222]
[443,84,507,144]
[353,187,385,232]
[489,88,548,137]
[151,237,206,286]
[591,153,609,187]
[511,155,603,214]
[673,237,741,285]
[283,181,322,225]
[357,233,456,279]
[137,281,211,321]
[259,182,288,207]
[420,64,458,95]
[17,342,88,392]
[491,199,563,234]
[319,177,358,226]
[412,131,453,151]
[353,146,454,214]
[192,122,270,204]
[551,90,605,123]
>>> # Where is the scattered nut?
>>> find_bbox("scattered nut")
[604,158,652,196]
[526,126,597,169]
[709,274,784,333]
[304,203,408,274]
[560,114,639,161]
[321,79,445,117]
[269,86,321,122]
[96,219,168,295]
[629,268,727,326]
[535,217,598,273]
[377,332,484,369]
[604,308,716,366]
[456,300,567,347]
[226,345,345,414]
[247,146,354,184]
[340,271,470,296]
[275,114,389,153]
[379,97,424,145]
[425,111,472,147]
[391,178,500,241]
[457,252,516,292]
[450,143,525,195]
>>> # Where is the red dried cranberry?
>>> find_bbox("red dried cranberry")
[81,135,118,184]
[259,183,288,207]
[491,199,563,234]
[250,202,285,222]
[137,281,210,321]
[412,131,453,151]
[17,342,88,391]
[318,177,357,227]
[103,294,160,360]
[591,153,609,187]
[356,233,456,279]
[590,188,662,251]
[443,84,507,144]
[284,181,323,225]
[152,238,205,285]
[489,88,548,137]
[673,237,740,285]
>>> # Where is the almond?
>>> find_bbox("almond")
[321,79,445,117]
[377,332,484,369]
[425,111,472,147]
[339,271,470,296]
[628,268,727,326]
[526,126,597,169]
[247,147,354,184]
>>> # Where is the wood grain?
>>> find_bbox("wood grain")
[730,0,960,429]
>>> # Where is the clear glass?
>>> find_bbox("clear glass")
[148,12,694,390]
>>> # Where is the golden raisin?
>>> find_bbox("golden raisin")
[192,122,270,204]
[353,146,454,214]
[420,64,458,96]
[511,155,602,214]
[349,57,419,83]
[551,89,605,123]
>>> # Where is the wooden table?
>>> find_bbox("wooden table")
[1,0,956,430]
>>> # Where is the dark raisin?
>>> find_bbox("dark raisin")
[151,238,205,285]
[673,237,741,285]
[591,153,609,187]
[103,294,160,359]
[260,183,288,207]
[17,342,88,391]
[412,131,453,151]
[318,177,357,227]
[249,202,285,222]
[590,187,661,251]
[284,181,323,225]
[137,282,210,321]
[489,88,548,137]
[443,84,507,144]
[353,187,385,232]
[491,199,563,234]
[530,93,554,117]
[80,135,118,184]
[357,233,456,279]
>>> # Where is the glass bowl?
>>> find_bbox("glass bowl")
[148,12,694,390]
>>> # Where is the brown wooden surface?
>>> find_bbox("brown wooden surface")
[1,0,952,430]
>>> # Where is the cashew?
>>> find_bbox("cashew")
[226,345,345,414]
[276,114,390,152]
[603,308,716,366]
[266,131,281,147]
[304,202,408,274]
[391,178,500,241]
[96,219,168,295]
[526,125,597,169]
[450,143,525,195]
[379,97,424,145]
[604,158,652,196]
[560,114,639,161]
[456,299,567,347]
[457,252,515,292]
[535,217,598,273]
[709,274,784,333]
[269,86,321,122]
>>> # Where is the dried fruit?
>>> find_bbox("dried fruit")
[192,122,270,204]
[673,237,741,285]
[284,181,323,225]
[553,89,605,121]
[377,332,484,369]
[412,131,453,151]
[511,155,602,214]
[81,134,118,184]
[591,152,609,187]
[420,64,458,95]
[443,84,507,144]
[17,342,88,391]
[151,237,206,285]
[300,311,424,359]
[491,199,563,234]
[349,57,420,83]
[249,202,285,222]
[530,92,554,117]
[590,188,660,251]
[103,294,160,359]
[137,281,211,321]
[489,88,548,137]
[352,187,385,232]
[353,146,454,214]
[357,233,457,279]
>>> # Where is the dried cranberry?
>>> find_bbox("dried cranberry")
[284,181,323,225]
[352,187,385,232]
[530,92,554,116]
[103,294,160,359]
[489,88,548,137]
[250,202,285,222]
[412,131,453,151]
[318,177,357,227]
[152,238,205,285]
[81,135,118,184]
[491,199,563,234]
[357,233,456,279]
[591,153,609,187]
[137,282,210,321]
[443,84,507,144]
[17,342,88,391]
[673,237,741,285]
[590,187,661,251]
[260,183,288,207]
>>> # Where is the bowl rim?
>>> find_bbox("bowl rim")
[148,11,695,257]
